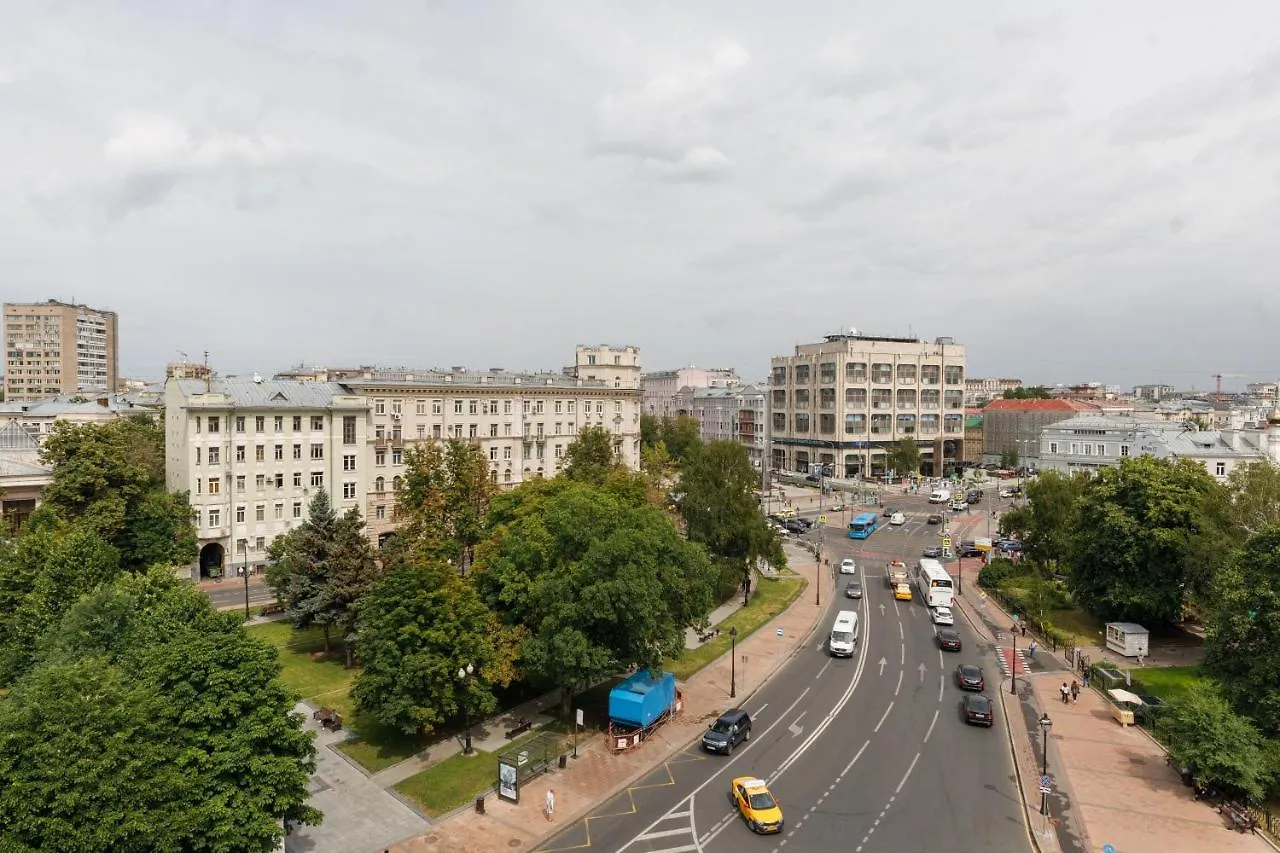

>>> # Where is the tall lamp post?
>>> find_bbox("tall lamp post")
[1010,625,1018,695]
[241,545,250,619]
[457,663,475,755]
[729,627,739,699]
[1038,713,1053,814]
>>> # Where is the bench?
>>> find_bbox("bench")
[260,602,286,616]
[1220,803,1257,833]
[505,718,533,739]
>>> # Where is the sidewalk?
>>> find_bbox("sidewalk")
[383,540,831,853]
[953,590,1274,853]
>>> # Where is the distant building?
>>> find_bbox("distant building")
[0,394,149,443]
[641,366,740,419]
[1133,384,1175,402]
[1246,381,1278,399]
[963,409,984,464]
[769,329,966,478]
[964,377,1023,406]
[683,384,766,468]
[167,362,215,380]
[3,299,119,402]
[0,422,51,534]
[980,398,1100,468]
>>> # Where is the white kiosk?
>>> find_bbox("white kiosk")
[1104,622,1150,658]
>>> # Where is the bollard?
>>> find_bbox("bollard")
[559,754,568,769]
[475,795,485,815]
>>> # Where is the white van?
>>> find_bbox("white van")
[829,610,860,657]
[929,488,952,504]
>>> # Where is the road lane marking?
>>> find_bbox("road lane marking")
[938,674,944,702]
[924,709,940,743]
[894,669,902,696]
[841,740,870,778]
[900,645,905,666]
[898,622,904,640]
[637,828,693,840]
[895,752,922,794]
[816,659,832,680]
[874,701,894,733]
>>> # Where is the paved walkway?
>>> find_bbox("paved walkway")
[380,540,830,853]
[953,591,1274,853]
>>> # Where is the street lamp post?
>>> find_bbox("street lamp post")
[1010,626,1018,695]
[1038,713,1053,814]
[729,627,739,699]
[241,546,250,619]
[457,663,475,755]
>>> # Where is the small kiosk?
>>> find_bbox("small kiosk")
[1105,622,1149,658]
[1107,688,1143,727]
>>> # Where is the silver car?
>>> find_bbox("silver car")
[844,579,863,599]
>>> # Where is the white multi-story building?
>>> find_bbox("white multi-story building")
[641,366,739,418]
[0,395,150,443]
[165,377,370,579]
[964,377,1023,406]
[678,384,766,468]
[338,345,642,542]
[769,330,966,479]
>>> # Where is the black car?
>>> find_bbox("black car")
[957,546,983,558]
[936,629,962,652]
[882,506,897,517]
[793,517,813,531]
[966,489,982,504]
[963,694,994,727]
[926,514,943,525]
[783,520,806,534]
[844,579,863,599]
[922,545,943,558]
[955,664,985,691]
[702,708,752,754]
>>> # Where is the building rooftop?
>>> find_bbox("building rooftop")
[0,395,146,417]
[690,384,764,400]
[341,369,618,390]
[983,399,1100,413]
[172,378,358,409]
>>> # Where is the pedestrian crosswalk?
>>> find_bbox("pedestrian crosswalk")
[617,797,698,853]
[995,646,1030,676]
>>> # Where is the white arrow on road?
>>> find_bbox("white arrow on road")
[918,662,927,682]
[789,712,806,737]
[878,657,887,676]
[879,603,886,616]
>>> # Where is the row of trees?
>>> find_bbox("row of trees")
[994,456,1280,799]
[0,418,317,851]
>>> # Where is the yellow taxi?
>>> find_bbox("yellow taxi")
[894,583,913,601]
[731,776,784,834]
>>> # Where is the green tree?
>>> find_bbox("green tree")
[38,417,196,570]
[474,479,716,712]
[657,416,702,464]
[1065,456,1226,623]
[266,489,380,655]
[639,414,662,450]
[392,440,496,572]
[1008,470,1089,569]
[0,523,122,683]
[1204,526,1280,736]
[1002,386,1053,399]
[2,569,319,850]
[999,446,1020,470]
[885,439,922,478]
[1163,684,1269,801]
[352,561,518,734]
[1224,461,1280,538]
[563,425,620,485]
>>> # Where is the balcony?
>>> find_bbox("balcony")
[374,437,389,448]
[390,437,405,448]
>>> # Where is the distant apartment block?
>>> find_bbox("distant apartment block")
[641,366,739,418]
[3,300,118,402]
[1132,383,1175,402]
[979,398,1099,467]
[678,383,766,468]
[964,377,1023,406]
[1,395,149,443]
[769,330,966,479]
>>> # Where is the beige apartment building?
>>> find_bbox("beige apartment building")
[3,300,118,402]
[769,331,966,479]
[641,366,740,418]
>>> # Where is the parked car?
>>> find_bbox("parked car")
[926,514,943,525]
[829,502,845,512]
[955,664,985,691]
[995,539,1023,553]
[957,546,983,558]
[963,694,995,727]
[922,545,944,558]
[783,520,807,534]
[936,628,962,651]
[999,488,1014,498]
[792,517,813,532]
[839,557,857,574]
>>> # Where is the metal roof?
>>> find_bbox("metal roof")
[171,378,357,409]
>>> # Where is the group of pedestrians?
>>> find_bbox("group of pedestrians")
[1059,680,1081,704]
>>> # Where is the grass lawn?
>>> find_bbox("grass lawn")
[393,730,551,818]
[248,622,357,702]
[1128,665,1211,703]
[1044,607,1106,644]
[665,574,807,681]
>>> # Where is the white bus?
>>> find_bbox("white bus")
[914,558,954,608]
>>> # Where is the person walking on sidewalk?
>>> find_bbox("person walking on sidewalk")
[1070,680,1080,703]
[1028,640,1037,658]
[544,788,555,822]
[1020,624,1027,637]
[1060,683,1070,704]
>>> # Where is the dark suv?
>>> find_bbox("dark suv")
[702,708,751,754]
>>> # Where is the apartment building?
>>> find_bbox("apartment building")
[964,377,1023,406]
[3,300,118,402]
[0,422,51,534]
[678,384,766,468]
[641,366,739,418]
[980,398,1099,468]
[335,345,642,542]
[769,330,966,479]
[165,377,370,579]
[0,395,148,443]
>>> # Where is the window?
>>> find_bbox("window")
[255,416,265,432]
[343,415,357,445]
[455,400,464,414]
[535,400,545,414]
[274,503,283,520]
[503,446,512,460]
[196,447,202,466]
[819,361,837,384]
[393,476,402,490]
[567,400,575,414]
[293,416,302,431]
[944,365,964,385]
[392,449,403,465]
[255,536,265,551]
[293,444,302,460]
[417,424,425,438]
[255,505,265,522]
[469,424,478,438]
[375,449,386,466]
[1049,442,1059,454]
[310,471,324,487]
[235,445,246,462]
[194,418,201,434]
[274,473,284,489]
[375,476,386,492]
[207,446,220,464]
[1216,461,1227,476]
[489,423,498,437]
[293,472,302,487]
[310,444,324,460]
[433,399,442,414]
[375,425,385,439]
[375,505,386,520]
[819,414,836,434]
[416,400,426,415]
[844,413,866,434]
[490,446,498,460]
[235,416,245,432]
[1070,443,1079,455]
[896,364,917,383]
[255,445,265,462]
[795,413,810,433]
[208,508,220,527]
[870,363,892,384]
[343,482,357,499]
[794,364,810,384]
[845,387,867,408]
[293,501,302,518]
[773,412,786,430]
[614,401,622,414]
[1096,443,1106,456]
[1120,445,1130,457]
[343,454,357,471]
[235,475,245,491]
[236,505,245,523]
[255,474,266,489]
[208,477,221,494]
[311,416,324,431]
[274,416,284,432]
[274,444,284,460]
[208,416,220,433]
[1083,443,1093,456]
[375,399,385,415]
[555,400,563,414]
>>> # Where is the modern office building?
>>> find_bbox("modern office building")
[3,300,119,402]
[768,330,967,478]
[641,366,739,418]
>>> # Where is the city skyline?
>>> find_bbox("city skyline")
[4,2,1280,389]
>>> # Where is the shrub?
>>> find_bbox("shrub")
[978,558,1022,588]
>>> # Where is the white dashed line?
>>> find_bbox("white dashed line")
[894,668,903,696]
[874,701,894,733]
[924,708,940,743]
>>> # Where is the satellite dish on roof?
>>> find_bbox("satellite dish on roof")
[253,373,263,384]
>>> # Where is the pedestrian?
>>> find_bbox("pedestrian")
[1060,682,1070,704]
[1020,624,1027,638]
[1070,680,1080,703]
[1028,640,1037,657]
[544,788,555,822]
[1083,670,1091,688]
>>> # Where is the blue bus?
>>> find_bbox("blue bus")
[848,512,878,539]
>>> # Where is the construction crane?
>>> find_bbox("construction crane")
[1212,373,1245,401]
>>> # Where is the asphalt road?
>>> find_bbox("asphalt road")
[535,492,1029,853]
[202,577,277,610]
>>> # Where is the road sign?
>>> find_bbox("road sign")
[818,515,827,525]
[776,628,784,637]
[1039,786,1052,794]
[1040,775,1051,788]
[941,535,953,548]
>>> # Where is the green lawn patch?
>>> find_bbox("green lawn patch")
[337,719,433,774]
[1042,607,1106,644]
[665,575,807,681]
[1128,665,1211,704]
[393,730,551,817]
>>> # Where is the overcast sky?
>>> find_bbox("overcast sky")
[3,2,1279,391]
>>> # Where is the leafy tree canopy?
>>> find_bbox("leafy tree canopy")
[885,439,922,478]
[640,415,701,464]
[352,560,519,734]
[1002,386,1053,399]
[37,417,196,570]
[390,440,496,572]
[677,440,782,571]
[1064,456,1226,623]
[1005,470,1088,567]
[1224,461,1280,539]
[1163,683,1269,802]
[1,569,319,851]
[563,425,619,484]
[999,446,1020,470]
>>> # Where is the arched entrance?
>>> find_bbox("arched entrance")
[199,542,225,579]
